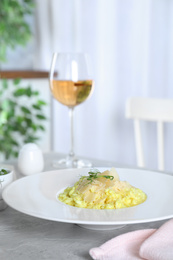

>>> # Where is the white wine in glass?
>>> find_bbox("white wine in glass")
[49,52,94,168]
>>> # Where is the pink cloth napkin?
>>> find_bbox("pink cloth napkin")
[89,219,173,260]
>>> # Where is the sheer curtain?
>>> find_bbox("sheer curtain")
[34,0,173,171]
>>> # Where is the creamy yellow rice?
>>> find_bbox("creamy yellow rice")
[58,168,147,209]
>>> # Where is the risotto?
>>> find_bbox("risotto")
[58,168,147,209]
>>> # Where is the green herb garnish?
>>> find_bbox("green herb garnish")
[0,169,10,175]
[82,169,114,185]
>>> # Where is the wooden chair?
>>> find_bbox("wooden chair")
[125,97,173,171]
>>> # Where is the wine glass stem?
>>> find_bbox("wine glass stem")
[69,107,75,158]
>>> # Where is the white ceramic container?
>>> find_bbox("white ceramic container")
[18,143,44,176]
[0,168,14,210]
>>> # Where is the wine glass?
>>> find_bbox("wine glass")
[49,52,94,168]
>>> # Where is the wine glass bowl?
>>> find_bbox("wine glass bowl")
[50,79,93,108]
[49,52,94,168]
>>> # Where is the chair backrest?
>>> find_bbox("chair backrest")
[126,97,173,171]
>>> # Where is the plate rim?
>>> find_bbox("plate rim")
[2,167,173,226]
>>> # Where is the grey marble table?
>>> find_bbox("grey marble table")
[0,153,170,260]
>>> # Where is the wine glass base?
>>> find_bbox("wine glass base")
[52,157,92,169]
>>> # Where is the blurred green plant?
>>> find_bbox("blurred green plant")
[0,78,47,159]
[0,0,34,62]
[0,0,48,160]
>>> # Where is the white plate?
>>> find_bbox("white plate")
[2,167,173,230]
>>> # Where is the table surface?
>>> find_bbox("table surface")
[0,153,170,260]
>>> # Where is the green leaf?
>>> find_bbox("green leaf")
[82,170,114,185]
[0,111,8,123]
[24,136,39,143]
[33,91,39,96]
[13,88,26,96]
[0,169,10,175]
[32,104,41,110]
[8,100,16,108]
[38,125,45,131]
[2,79,8,89]
[2,100,9,110]
[36,114,46,120]
[21,106,31,114]
[11,140,19,146]
[12,151,19,158]
[17,116,24,123]
[13,78,21,85]
[24,117,32,125]
[37,100,47,106]
[25,87,32,97]
[31,124,37,131]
